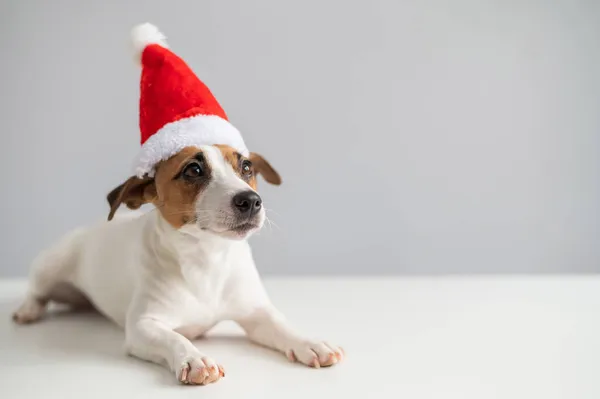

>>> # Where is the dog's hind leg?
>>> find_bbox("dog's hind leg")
[13,229,86,324]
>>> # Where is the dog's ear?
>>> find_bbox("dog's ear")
[249,152,282,185]
[106,176,157,221]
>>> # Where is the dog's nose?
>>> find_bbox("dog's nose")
[232,191,262,215]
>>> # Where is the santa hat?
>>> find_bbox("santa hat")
[130,23,248,177]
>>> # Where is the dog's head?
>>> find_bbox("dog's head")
[106,145,281,240]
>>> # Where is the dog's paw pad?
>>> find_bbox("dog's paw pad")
[177,356,225,385]
[286,341,344,368]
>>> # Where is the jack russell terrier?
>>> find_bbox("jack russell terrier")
[12,23,344,385]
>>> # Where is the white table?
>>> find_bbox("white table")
[1,277,599,399]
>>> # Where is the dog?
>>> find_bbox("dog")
[13,144,344,385]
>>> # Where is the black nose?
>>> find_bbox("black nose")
[232,191,262,216]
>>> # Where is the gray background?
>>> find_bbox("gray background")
[1,0,599,276]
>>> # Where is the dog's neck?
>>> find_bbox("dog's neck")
[148,211,243,268]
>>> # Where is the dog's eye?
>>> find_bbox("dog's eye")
[182,163,203,178]
[241,160,252,175]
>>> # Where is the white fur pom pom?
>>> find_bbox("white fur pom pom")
[130,23,168,65]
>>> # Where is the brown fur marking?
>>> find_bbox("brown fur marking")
[215,144,257,189]
[215,144,281,187]
[107,146,211,228]
[152,147,212,228]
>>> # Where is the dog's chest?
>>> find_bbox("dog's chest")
[170,249,239,327]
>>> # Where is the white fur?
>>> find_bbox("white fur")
[14,147,343,385]
[133,115,249,178]
[131,23,168,65]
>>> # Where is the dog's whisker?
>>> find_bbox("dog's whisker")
[263,207,282,218]
[264,214,280,231]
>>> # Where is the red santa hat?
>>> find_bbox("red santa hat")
[130,23,248,177]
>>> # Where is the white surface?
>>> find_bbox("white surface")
[1,276,599,398]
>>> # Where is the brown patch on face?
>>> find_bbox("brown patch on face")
[106,146,212,229]
[152,147,213,228]
[214,144,258,189]
[214,145,282,188]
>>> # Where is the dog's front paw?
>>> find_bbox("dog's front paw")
[176,355,225,385]
[285,340,345,368]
